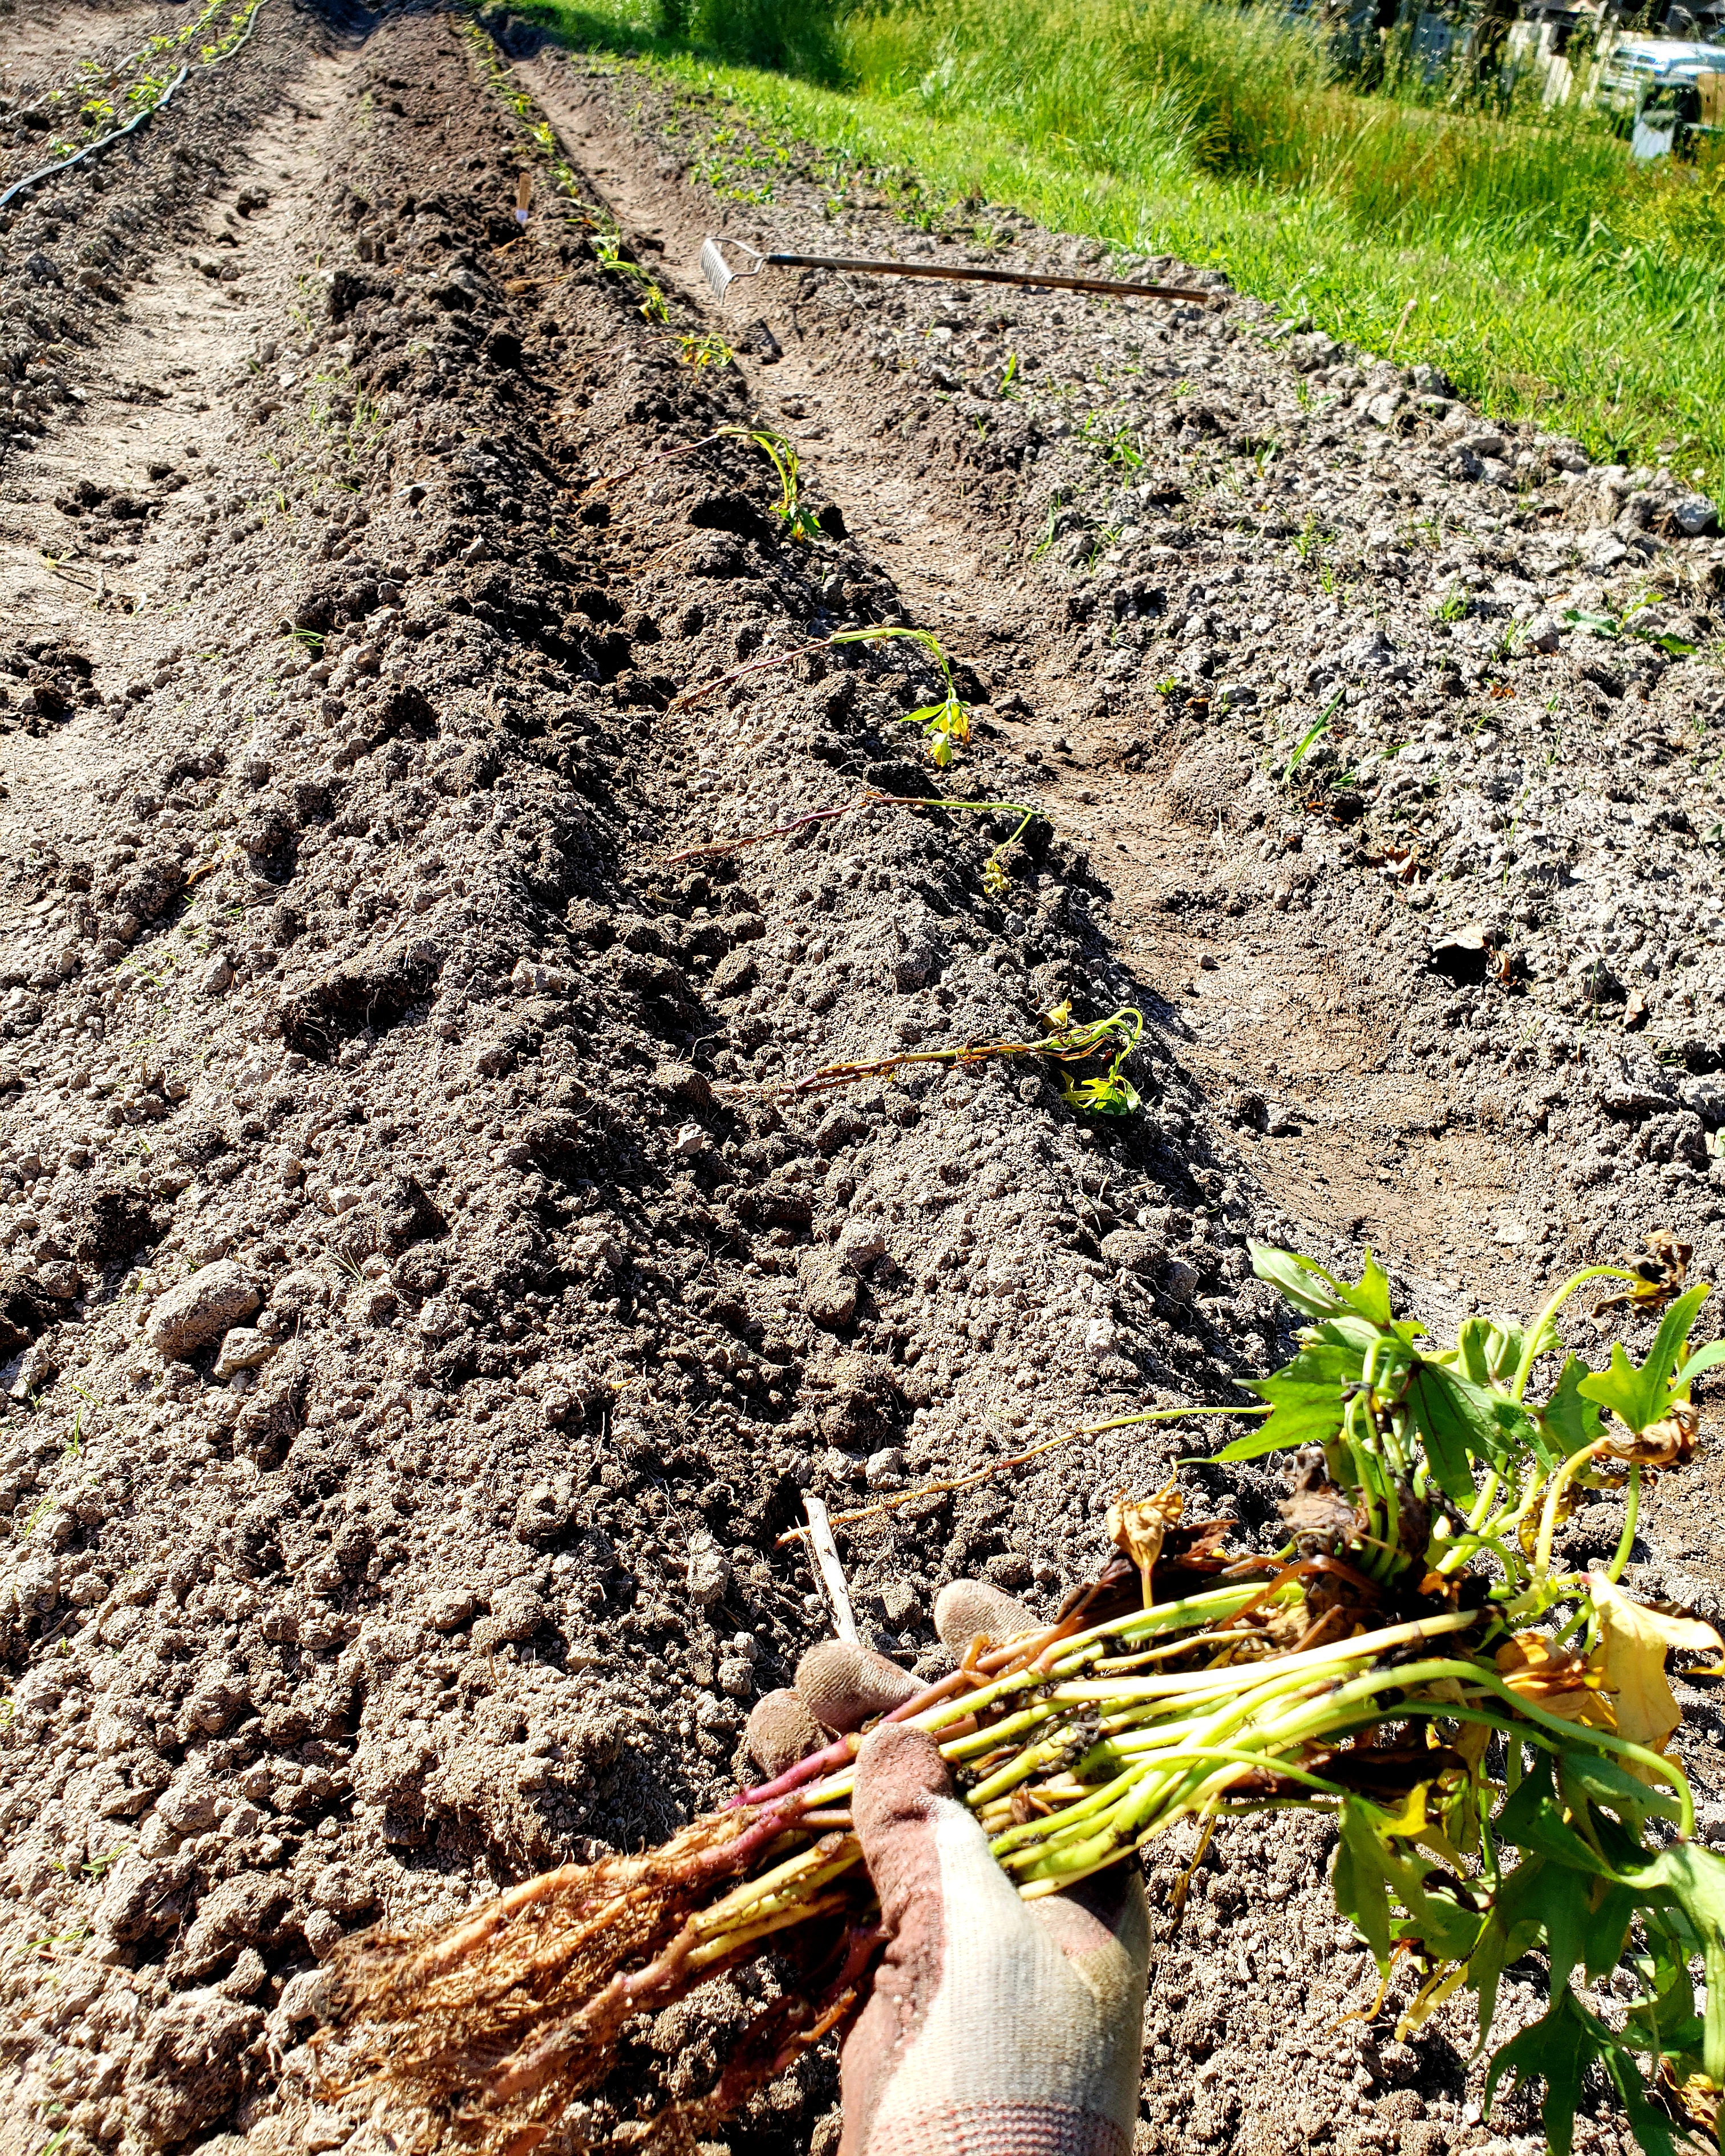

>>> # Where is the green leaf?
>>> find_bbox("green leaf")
[1540,1863,1600,1999]
[1404,1361,1533,1513]
[1225,1335,1364,1458]
[1399,1872,1488,1965]
[1675,1338,1725,1389]
[1484,1989,1601,2156]
[1405,1360,1487,1510]
[1249,1242,1355,1320]
[1218,1377,1345,1459]
[1597,2045,1688,2156]
[1333,1797,1483,1968]
[1582,1884,1639,1984]
[1471,1858,1551,2036]
[1334,1799,1395,1971]
[1060,1072,1140,1117]
[1495,1754,1613,1876]
[1322,1311,1415,1360]
[1337,1250,1394,1326]
[1625,1906,1702,2065]
[1491,1987,1692,2156]
[1458,1316,1528,1388]
[1578,1284,1710,1433]
[1286,1337,1371,1387]
[1540,1355,1605,1462]
[1459,1316,1494,1388]
[1484,1320,1527,1384]
[1638,1842,1725,2085]
[1537,1857,1639,1999]
[1562,1750,1682,1829]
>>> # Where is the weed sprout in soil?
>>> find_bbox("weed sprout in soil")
[331,1239,1725,2155]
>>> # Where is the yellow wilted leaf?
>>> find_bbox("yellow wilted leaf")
[1589,1573,1724,1756]
[1601,1399,1699,1469]
[1495,1632,1615,1729]
[1671,2070,1720,2136]
[1395,1959,1470,2042]
[1373,1783,1431,1838]
[1107,1481,1184,1605]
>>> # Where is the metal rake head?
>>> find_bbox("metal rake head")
[699,236,766,303]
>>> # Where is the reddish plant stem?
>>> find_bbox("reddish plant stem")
[671,637,836,710]
[665,797,864,866]
[1226,1554,1384,1627]
[586,427,729,493]
[733,1734,862,1811]
[686,1804,799,1880]
[666,789,980,869]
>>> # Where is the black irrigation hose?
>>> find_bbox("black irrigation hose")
[0,0,272,214]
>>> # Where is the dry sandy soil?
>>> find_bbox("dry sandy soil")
[2,5,1725,2154]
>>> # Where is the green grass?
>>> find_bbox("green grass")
[520,0,1725,497]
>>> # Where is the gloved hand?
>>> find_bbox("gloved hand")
[744,1580,1151,2156]
[843,1721,1148,2156]
[744,1578,1042,1776]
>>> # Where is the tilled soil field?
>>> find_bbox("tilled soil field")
[3,7,1725,2155]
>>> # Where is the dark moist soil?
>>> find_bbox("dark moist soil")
[0,9,1722,2156]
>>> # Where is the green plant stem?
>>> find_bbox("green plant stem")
[1436,1526,1532,1579]
[1511,1267,1643,1400]
[1534,1440,1608,1582]
[1607,1465,1641,1584]
[1002,1651,1697,1886]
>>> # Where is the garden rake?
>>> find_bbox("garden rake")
[699,235,1226,309]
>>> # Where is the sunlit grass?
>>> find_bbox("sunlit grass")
[527,0,1725,494]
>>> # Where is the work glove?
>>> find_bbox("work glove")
[745,1581,1151,2156]
[744,1579,1040,1774]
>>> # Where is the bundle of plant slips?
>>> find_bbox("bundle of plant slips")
[330,1239,1725,2155]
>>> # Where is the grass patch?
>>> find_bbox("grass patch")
[520,0,1725,496]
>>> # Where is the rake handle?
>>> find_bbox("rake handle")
[758,250,1225,307]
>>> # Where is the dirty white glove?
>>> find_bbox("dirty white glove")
[745,1579,1039,1774]
[841,1721,1149,2156]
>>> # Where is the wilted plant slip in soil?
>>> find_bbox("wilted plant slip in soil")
[663,787,1040,897]
[673,623,972,766]
[712,999,1144,1113]
[592,423,824,538]
[331,1237,1725,2154]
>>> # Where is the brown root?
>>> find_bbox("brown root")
[639,1918,885,2153]
[326,1805,805,2149]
